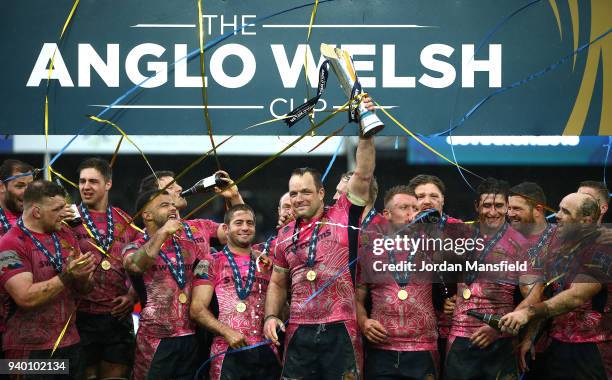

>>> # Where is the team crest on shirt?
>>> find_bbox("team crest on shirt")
[115,223,124,234]
[0,250,24,274]
[194,259,210,279]
[189,225,198,234]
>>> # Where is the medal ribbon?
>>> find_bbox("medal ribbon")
[0,207,11,233]
[17,218,63,273]
[527,224,555,265]
[465,222,509,285]
[143,233,186,289]
[182,221,194,241]
[222,246,256,300]
[79,203,115,252]
[387,248,416,287]
[292,217,325,267]
[360,208,377,231]
[262,235,276,256]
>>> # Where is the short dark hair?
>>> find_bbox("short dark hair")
[341,171,354,181]
[139,171,176,193]
[0,159,34,183]
[23,180,64,206]
[408,174,446,196]
[577,195,601,221]
[78,157,112,181]
[579,181,609,206]
[509,182,547,209]
[224,204,255,224]
[384,185,415,207]
[134,189,170,216]
[291,167,323,190]
[476,177,510,202]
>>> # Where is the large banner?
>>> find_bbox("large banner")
[1,0,610,136]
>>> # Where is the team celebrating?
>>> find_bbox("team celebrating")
[0,100,609,380]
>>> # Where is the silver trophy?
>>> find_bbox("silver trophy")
[320,43,384,137]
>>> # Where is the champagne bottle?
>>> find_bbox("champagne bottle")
[467,310,505,331]
[54,179,82,227]
[180,173,226,197]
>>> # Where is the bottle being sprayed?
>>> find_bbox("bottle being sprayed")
[54,178,82,228]
[467,310,511,331]
[180,173,226,198]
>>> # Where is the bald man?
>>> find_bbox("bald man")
[577,181,609,225]
[500,193,611,380]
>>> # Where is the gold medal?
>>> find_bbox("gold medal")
[306,270,317,282]
[178,292,188,304]
[462,287,472,300]
[236,302,247,313]
[397,289,408,300]
[101,259,111,271]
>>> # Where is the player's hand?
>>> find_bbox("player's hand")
[159,219,183,238]
[499,309,529,335]
[596,227,612,245]
[277,213,294,229]
[67,252,96,281]
[470,325,499,349]
[443,295,457,316]
[361,318,388,344]
[263,316,285,346]
[213,171,240,200]
[361,96,375,112]
[110,295,135,319]
[518,338,535,373]
[60,204,77,222]
[223,329,248,349]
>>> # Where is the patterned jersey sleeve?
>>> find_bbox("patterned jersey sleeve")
[121,238,144,260]
[193,219,221,240]
[0,232,28,287]
[271,234,290,272]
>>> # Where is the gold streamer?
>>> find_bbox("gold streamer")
[304,0,320,133]
[376,104,484,180]
[44,0,81,177]
[185,102,350,219]
[88,116,157,177]
[109,135,125,168]
[197,0,222,170]
[49,167,78,189]
[51,308,75,357]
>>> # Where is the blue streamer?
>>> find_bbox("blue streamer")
[46,0,336,168]
[447,125,477,192]
[194,339,274,380]
[321,136,344,183]
[194,209,436,378]
[436,28,611,137]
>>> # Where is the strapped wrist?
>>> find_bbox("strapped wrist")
[58,271,74,287]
